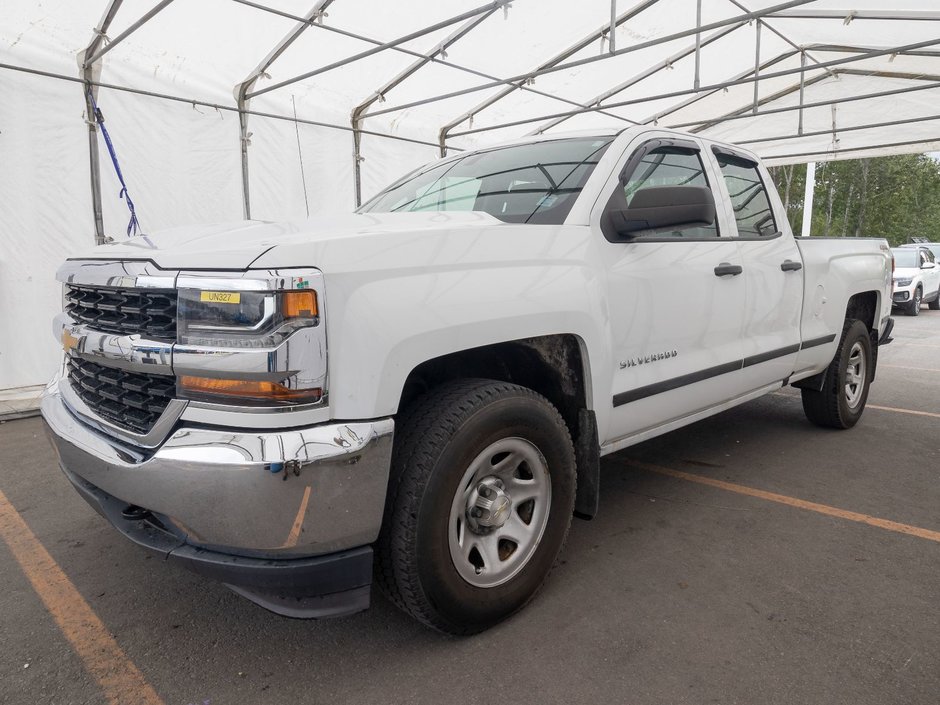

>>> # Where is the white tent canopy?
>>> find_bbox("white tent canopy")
[2,0,939,397]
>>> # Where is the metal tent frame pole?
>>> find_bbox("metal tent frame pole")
[350,9,496,206]
[79,0,125,245]
[233,0,335,220]
[245,1,509,100]
[83,0,175,66]
[527,20,748,136]
[639,49,799,126]
[766,137,940,164]
[229,0,649,119]
[437,0,662,154]
[692,68,940,137]
[801,161,815,236]
[442,38,940,140]
[675,78,940,132]
[363,0,815,124]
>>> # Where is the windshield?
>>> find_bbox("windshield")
[359,137,615,225]
[892,249,919,268]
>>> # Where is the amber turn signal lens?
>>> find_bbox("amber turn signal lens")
[179,376,322,402]
[281,290,317,318]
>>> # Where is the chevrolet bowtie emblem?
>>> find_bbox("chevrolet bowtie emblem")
[61,328,82,353]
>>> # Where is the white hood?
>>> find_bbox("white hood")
[73,212,504,271]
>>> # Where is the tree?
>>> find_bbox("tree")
[768,153,940,246]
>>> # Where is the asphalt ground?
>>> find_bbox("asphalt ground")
[1,310,938,705]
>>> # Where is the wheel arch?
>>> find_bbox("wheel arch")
[396,334,601,519]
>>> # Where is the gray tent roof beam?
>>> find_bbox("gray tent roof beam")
[527,20,748,136]
[444,38,940,140]
[235,0,335,101]
[437,0,662,147]
[82,0,176,67]
[246,1,509,100]
[763,136,940,164]
[668,78,940,131]
[803,44,940,58]
[0,61,450,151]
[725,0,833,78]
[737,112,940,147]
[367,0,816,122]
[639,49,799,125]
[691,72,831,133]
[769,9,940,22]
[230,0,635,110]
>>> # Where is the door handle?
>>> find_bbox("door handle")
[714,263,743,277]
[780,259,803,272]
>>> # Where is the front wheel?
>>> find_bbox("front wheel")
[377,379,576,635]
[906,287,922,316]
[801,319,873,429]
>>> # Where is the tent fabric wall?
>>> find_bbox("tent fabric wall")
[2,0,940,395]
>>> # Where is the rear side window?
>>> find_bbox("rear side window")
[622,147,718,239]
[716,153,778,238]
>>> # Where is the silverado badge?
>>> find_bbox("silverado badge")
[620,350,678,369]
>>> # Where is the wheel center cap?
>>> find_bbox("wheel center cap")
[467,477,512,530]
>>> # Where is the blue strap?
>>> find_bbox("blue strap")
[87,90,140,237]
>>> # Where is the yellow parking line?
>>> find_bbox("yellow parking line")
[881,364,940,373]
[0,490,163,705]
[624,460,940,544]
[772,392,940,419]
[867,404,940,420]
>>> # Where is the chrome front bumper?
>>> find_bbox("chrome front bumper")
[41,376,394,558]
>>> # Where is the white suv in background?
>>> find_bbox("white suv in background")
[892,246,940,315]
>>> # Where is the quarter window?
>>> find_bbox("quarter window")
[621,147,718,239]
[716,153,778,238]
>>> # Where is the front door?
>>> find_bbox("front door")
[600,137,749,444]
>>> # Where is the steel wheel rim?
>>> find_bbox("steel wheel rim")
[844,341,867,409]
[448,437,552,588]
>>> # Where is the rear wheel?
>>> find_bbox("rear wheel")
[801,319,873,429]
[906,287,922,316]
[928,288,940,310]
[377,379,576,635]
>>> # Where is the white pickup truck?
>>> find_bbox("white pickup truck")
[42,127,894,634]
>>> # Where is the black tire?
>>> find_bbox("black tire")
[801,319,873,429]
[928,289,940,310]
[377,379,576,635]
[906,287,922,316]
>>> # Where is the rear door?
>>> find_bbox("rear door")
[711,146,804,390]
[598,135,750,444]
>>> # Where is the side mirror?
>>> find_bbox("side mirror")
[922,261,936,269]
[610,186,716,238]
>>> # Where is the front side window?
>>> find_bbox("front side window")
[621,146,718,239]
[716,153,778,238]
[360,137,614,224]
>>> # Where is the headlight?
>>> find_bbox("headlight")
[177,289,317,347]
[893,278,913,287]
[174,270,326,406]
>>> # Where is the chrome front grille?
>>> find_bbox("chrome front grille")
[66,285,177,340]
[66,356,175,434]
